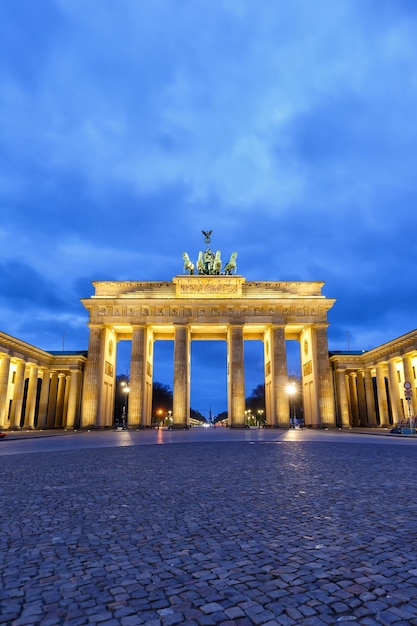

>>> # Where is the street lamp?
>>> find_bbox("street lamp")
[121,380,130,429]
[156,408,163,428]
[257,409,264,428]
[286,381,296,428]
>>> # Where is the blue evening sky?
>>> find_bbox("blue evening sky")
[1,1,417,417]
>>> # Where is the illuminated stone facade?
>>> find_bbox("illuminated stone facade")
[79,275,336,429]
[0,331,86,430]
[2,276,416,430]
[330,330,417,428]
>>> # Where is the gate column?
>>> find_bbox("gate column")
[173,325,190,428]
[129,325,147,428]
[271,326,288,428]
[313,324,336,427]
[81,325,104,428]
[228,324,245,427]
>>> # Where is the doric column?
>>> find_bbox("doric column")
[9,360,26,429]
[66,370,82,429]
[0,355,11,428]
[228,324,246,427]
[348,373,360,427]
[54,373,66,428]
[364,369,377,426]
[356,371,367,426]
[335,368,350,428]
[402,355,415,415]
[129,325,146,428]
[62,375,71,428]
[37,370,51,428]
[81,325,104,428]
[388,359,402,425]
[272,326,288,428]
[314,325,336,427]
[173,325,190,428]
[47,372,59,428]
[375,363,389,427]
[22,365,39,429]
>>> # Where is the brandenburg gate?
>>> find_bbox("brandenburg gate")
[80,236,336,429]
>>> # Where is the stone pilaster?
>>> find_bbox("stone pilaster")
[0,355,11,428]
[173,325,190,428]
[364,369,377,426]
[81,325,104,428]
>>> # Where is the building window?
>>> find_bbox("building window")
[397,370,401,382]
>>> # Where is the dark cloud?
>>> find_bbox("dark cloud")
[1,1,417,413]
[0,260,67,309]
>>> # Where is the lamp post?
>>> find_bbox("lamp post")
[257,409,264,428]
[156,408,163,428]
[286,380,296,428]
[121,380,130,429]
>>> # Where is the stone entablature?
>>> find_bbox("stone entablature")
[91,277,328,300]
[87,303,331,327]
[80,275,336,430]
[330,328,417,370]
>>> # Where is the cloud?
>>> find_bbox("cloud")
[1,0,417,409]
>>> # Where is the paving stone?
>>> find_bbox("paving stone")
[3,439,417,626]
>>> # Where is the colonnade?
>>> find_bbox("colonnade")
[80,321,336,429]
[331,347,417,428]
[0,332,86,430]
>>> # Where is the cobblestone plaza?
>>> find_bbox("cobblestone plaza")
[1,429,417,625]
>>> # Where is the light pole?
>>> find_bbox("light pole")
[121,380,130,429]
[286,380,296,428]
[257,409,264,428]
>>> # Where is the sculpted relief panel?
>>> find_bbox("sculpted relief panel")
[90,303,329,324]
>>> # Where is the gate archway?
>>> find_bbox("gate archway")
[80,274,336,429]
